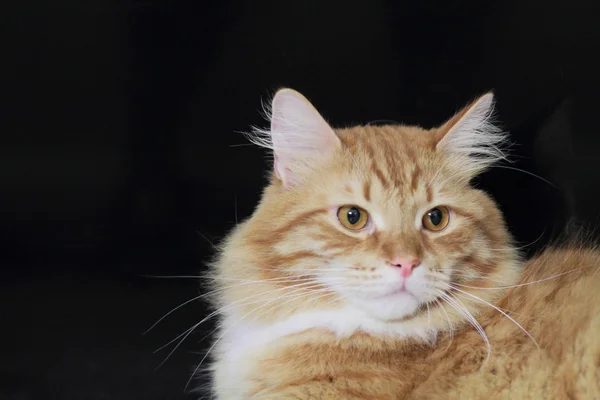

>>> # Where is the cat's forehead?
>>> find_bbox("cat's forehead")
[336,125,437,164]
[336,124,433,145]
[333,124,445,188]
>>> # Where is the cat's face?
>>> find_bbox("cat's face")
[292,134,510,321]
[217,89,519,326]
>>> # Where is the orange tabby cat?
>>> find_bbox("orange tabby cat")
[207,89,600,399]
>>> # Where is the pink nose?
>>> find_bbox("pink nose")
[388,257,421,278]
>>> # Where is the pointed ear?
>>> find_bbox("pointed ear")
[434,93,508,175]
[251,88,341,187]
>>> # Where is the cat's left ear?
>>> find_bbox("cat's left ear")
[434,93,507,175]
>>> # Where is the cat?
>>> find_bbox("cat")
[206,88,600,399]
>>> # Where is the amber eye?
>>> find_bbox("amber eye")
[422,206,450,231]
[337,205,369,231]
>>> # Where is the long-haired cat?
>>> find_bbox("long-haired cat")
[207,89,600,399]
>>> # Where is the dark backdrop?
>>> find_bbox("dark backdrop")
[2,0,599,399]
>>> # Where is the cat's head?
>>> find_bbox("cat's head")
[214,89,520,330]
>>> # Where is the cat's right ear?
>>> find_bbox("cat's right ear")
[253,88,341,188]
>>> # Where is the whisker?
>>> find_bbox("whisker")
[449,285,539,349]
[144,273,320,282]
[144,294,205,335]
[234,193,238,225]
[433,281,524,317]
[228,143,255,147]
[430,270,523,286]
[493,165,557,188]
[432,297,455,349]
[161,282,329,373]
[196,231,219,250]
[153,281,328,362]
[451,268,584,291]
[198,285,337,348]
[185,287,337,391]
[146,277,321,335]
[154,321,204,371]
[490,229,545,251]
[436,289,491,360]
[207,280,329,316]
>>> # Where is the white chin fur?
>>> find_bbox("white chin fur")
[348,291,421,320]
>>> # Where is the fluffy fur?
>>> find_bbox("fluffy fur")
[206,89,600,399]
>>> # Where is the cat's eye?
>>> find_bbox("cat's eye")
[337,205,369,231]
[422,206,450,232]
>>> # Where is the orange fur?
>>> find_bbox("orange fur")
[207,89,600,399]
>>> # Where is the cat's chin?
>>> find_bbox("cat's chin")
[349,290,423,321]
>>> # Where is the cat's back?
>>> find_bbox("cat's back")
[412,245,600,399]
[504,245,600,327]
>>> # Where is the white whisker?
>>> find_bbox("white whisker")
[144,294,205,335]
[436,289,491,361]
[493,164,557,188]
[153,280,330,369]
[432,297,455,350]
[449,285,539,349]
[451,268,583,291]
[185,287,337,391]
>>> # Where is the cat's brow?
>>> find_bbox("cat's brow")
[370,160,389,188]
[362,181,371,202]
[410,165,422,192]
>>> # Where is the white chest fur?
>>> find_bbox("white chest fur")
[212,306,437,397]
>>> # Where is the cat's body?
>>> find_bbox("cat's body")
[213,247,600,399]
[208,89,600,399]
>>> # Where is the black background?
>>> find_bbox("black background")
[2,0,599,399]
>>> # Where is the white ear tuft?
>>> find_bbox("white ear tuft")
[247,88,341,187]
[436,93,509,175]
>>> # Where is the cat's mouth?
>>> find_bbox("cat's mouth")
[380,287,417,299]
[376,276,421,299]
